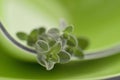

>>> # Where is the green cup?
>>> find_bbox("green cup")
[0,0,120,79]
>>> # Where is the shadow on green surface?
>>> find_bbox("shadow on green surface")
[0,42,120,79]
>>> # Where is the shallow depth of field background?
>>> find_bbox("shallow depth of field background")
[0,0,120,80]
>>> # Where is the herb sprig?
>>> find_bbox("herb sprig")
[16,23,89,70]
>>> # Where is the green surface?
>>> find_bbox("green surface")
[1,0,120,80]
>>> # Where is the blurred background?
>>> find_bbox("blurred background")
[1,0,120,80]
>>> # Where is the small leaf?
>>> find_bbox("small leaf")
[49,41,62,54]
[47,28,60,40]
[37,54,46,67]
[62,32,69,39]
[27,36,35,46]
[39,34,49,41]
[35,40,49,53]
[27,29,39,46]
[39,34,56,47]
[63,26,73,33]
[65,46,74,55]
[49,40,56,47]
[49,54,60,63]
[47,41,62,63]
[37,54,55,70]
[48,28,60,34]
[16,32,28,40]
[67,34,78,47]
[30,29,39,37]
[38,27,46,35]
[58,50,71,64]
[73,47,84,59]
[45,60,55,70]
[77,37,89,50]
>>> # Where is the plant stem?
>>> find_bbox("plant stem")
[0,22,120,60]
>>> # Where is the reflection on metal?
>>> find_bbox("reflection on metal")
[0,22,36,53]
[85,45,120,60]
[1,22,120,61]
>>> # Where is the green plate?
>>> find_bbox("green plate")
[0,0,120,80]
